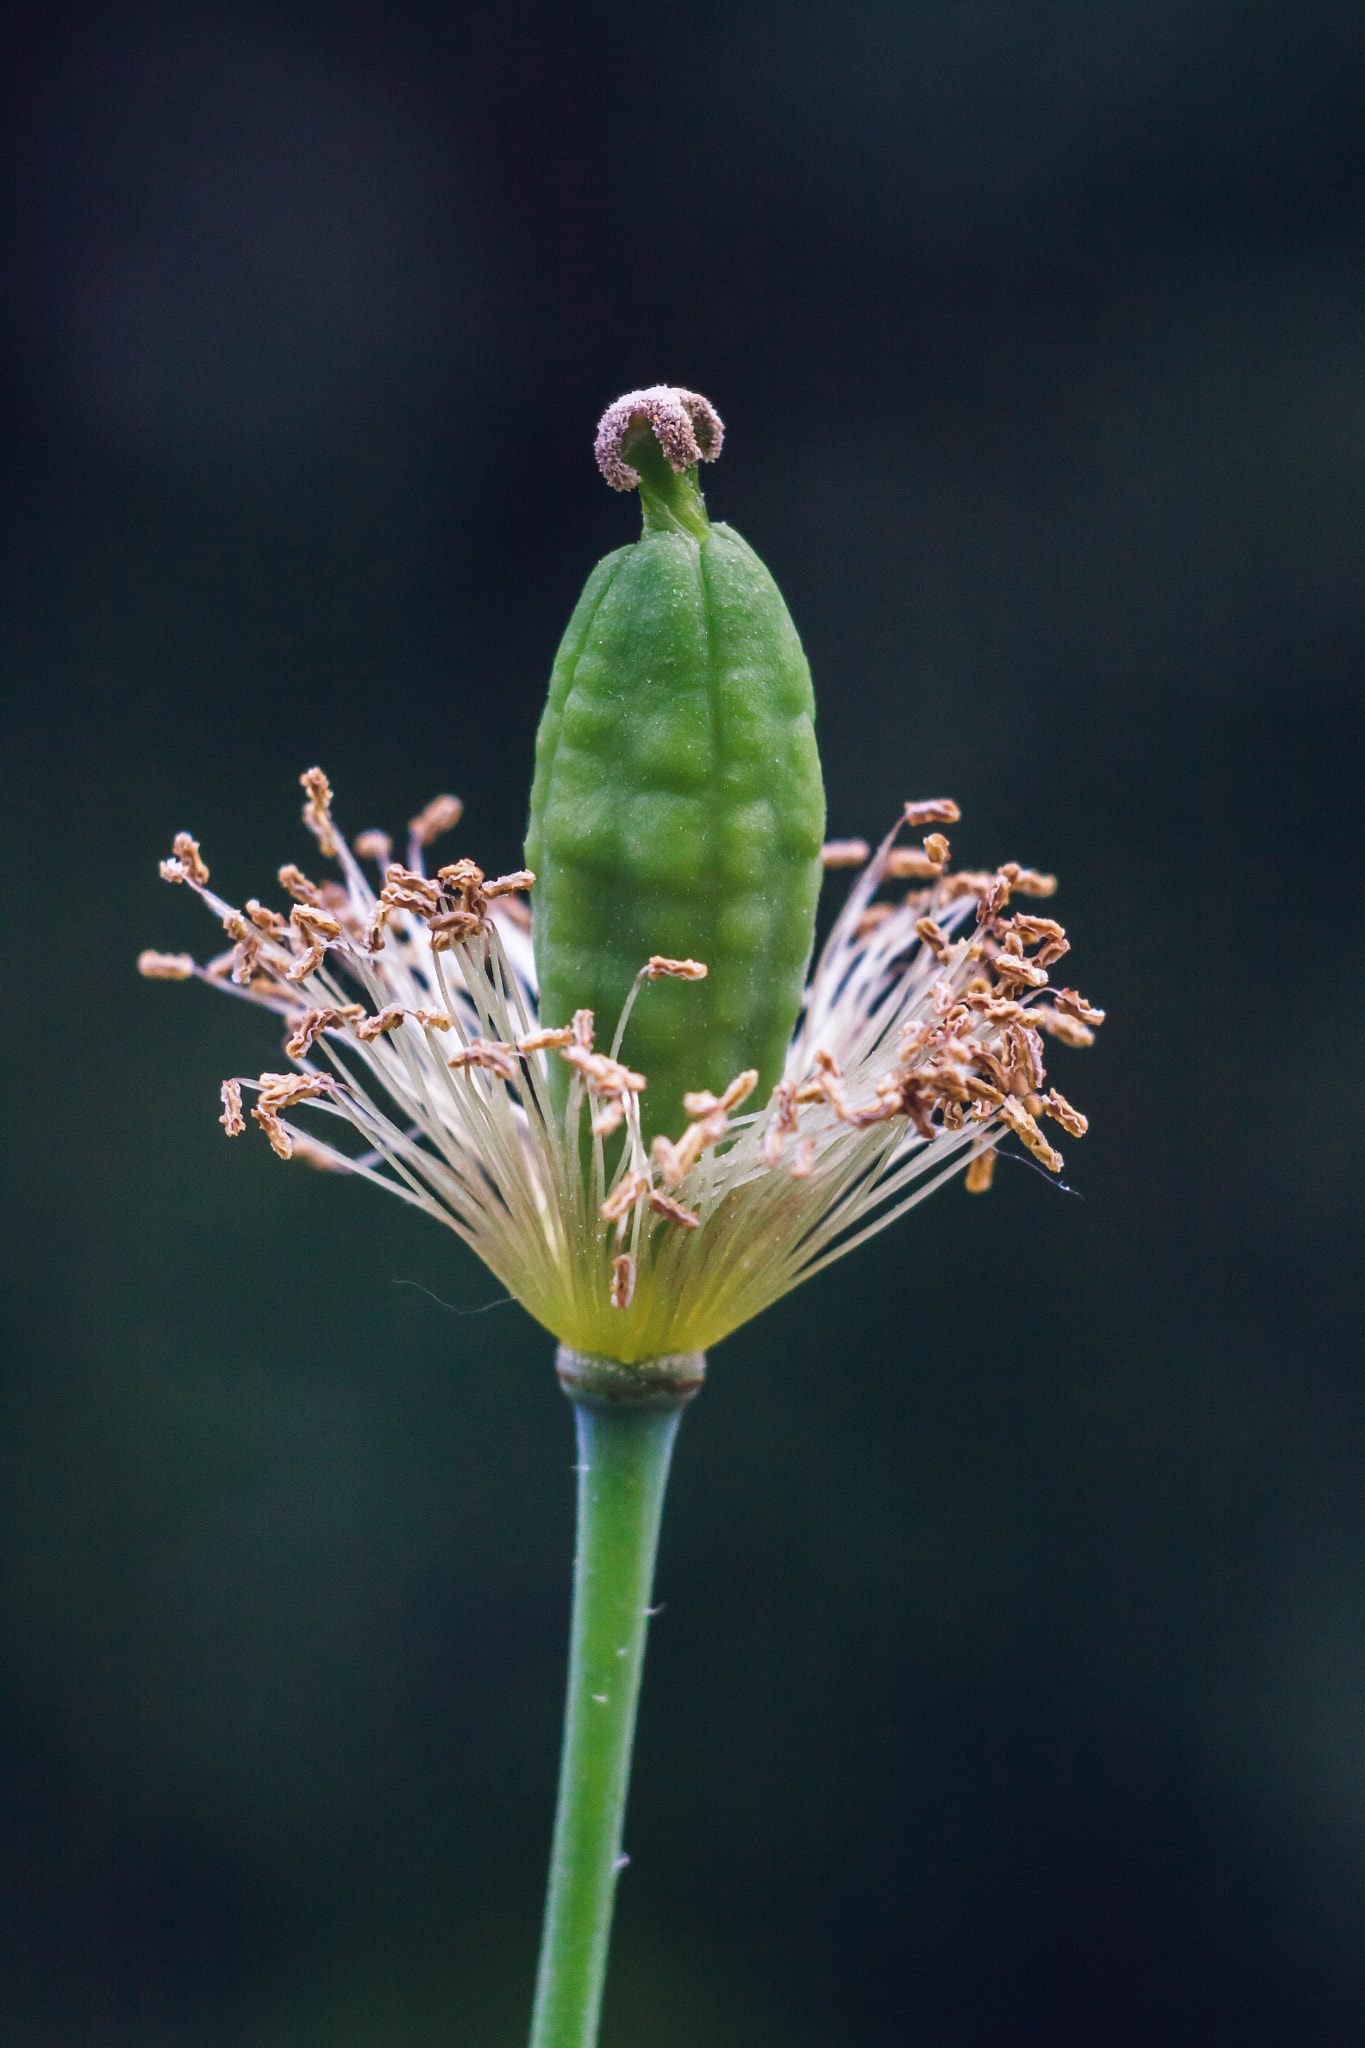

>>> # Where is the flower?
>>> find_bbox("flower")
[142,769,1102,1363]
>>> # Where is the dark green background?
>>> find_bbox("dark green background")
[3,3,1361,2041]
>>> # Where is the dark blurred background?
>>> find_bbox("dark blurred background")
[2,3,1362,2042]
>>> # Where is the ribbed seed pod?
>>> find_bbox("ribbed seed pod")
[526,389,826,1135]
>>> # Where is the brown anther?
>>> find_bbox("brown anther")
[562,1046,647,1095]
[138,950,196,980]
[992,954,1049,994]
[762,1079,798,1166]
[978,873,1012,921]
[427,909,481,937]
[648,1187,701,1230]
[413,1009,451,1031]
[1054,989,1106,1027]
[1032,1005,1095,1048]
[790,1136,818,1179]
[922,832,950,867]
[645,955,708,980]
[256,1071,336,1107]
[965,1148,996,1194]
[1003,1022,1046,1094]
[936,870,995,902]
[821,839,871,868]
[485,870,536,899]
[1039,1087,1088,1137]
[245,899,288,935]
[969,1045,1012,1092]
[650,1108,728,1188]
[290,905,343,941]
[354,831,392,866]
[903,799,961,828]
[278,863,323,906]
[591,1097,628,1138]
[601,1171,652,1224]
[998,1095,1064,1172]
[856,905,894,937]
[448,1037,519,1081]
[230,940,261,988]
[172,832,210,885]
[885,847,942,879]
[219,1078,245,1135]
[300,768,340,859]
[285,1005,363,1057]
[962,1075,1006,1108]
[516,1027,575,1053]
[571,1010,595,1051]
[1011,915,1067,952]
[495,895,533,931]
[682,1070,758,1118]
[251,1102,293,1159]
[1009,867,1058,898]
[356,1004,407,1042]
[436,857,484,891]
[915,915,951,962]
[610,1253,636,1310]
[408,794,464,847]
[965,992,1026,1022]
[595,386,724,491]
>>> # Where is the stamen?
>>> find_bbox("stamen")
[647,1188,700,1230]
[278,863,326,906]
[1054,989,1106,1026]
[998,1095,1064,1172]
[610,1253,636,1310]
[915,915,951,962]
[903,799,961,828]
[645,955,708,980]
[286,1005,363,1057]
[245,899,288,935]
[682,1070,757,1117]
[1032,1005,1095,1047]
[408,795,464,847]
[1038,1087,1088,1137]
[517,1027,574,1053]
[300,768,340,859]
[964,1147,996,1193]
[219,1079,245,1135]
[448,1037,520,1081]
[601,1171,651,1224]
[354,830,393,866]
[885,847,942,879]
[138,950,195,980]
[790,1136,817,1178]
[820,840,870,868]
[562,1047,646,1096]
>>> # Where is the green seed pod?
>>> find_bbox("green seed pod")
[526,387,826,1136]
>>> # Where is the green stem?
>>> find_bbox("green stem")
[529,1348,706,2048]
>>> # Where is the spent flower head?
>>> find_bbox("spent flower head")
[142,770,1101,1362]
